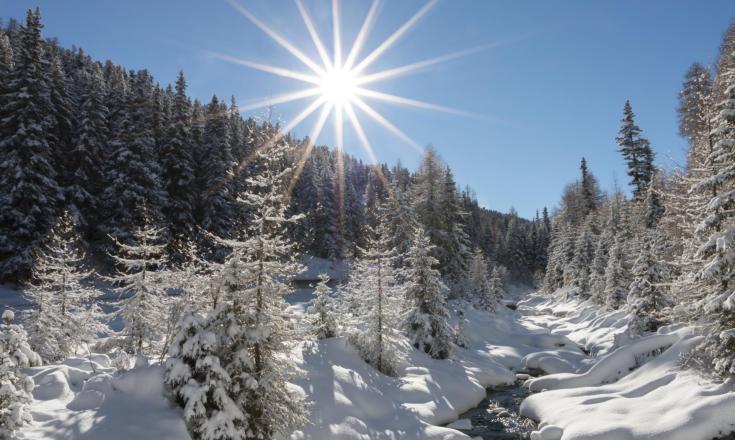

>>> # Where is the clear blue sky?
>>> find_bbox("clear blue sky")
[2,0,734,218]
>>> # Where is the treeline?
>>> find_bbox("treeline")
[0,9,545,287]
[543,21,735,379]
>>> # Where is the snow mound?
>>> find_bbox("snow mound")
[23,358,188,440]
[524,333,678,392]
[519,292,735,440]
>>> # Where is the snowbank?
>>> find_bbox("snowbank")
[519,292,735,440]
[524,334,678,392]
[24,356,188,440]
[289,302,523,439]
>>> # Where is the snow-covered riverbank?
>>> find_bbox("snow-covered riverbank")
[16,288,735,439]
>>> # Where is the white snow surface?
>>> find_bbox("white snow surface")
[519,291,735,440]
[9,285,735,439]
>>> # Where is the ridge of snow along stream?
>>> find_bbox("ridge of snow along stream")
[16,285,735,439]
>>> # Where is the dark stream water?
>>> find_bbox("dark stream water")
[449,378,537,439]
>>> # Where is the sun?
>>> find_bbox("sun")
[320,67,357,106]
[215,0,488,201]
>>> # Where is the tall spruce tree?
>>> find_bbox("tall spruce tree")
[0,8,63,281]
[403,227,452,360]
[616,100,655,200]
[160,71,196,259]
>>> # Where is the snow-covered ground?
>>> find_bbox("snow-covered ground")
[518,290,735,440]
[10,286,735,439]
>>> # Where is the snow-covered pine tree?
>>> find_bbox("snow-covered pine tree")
[454,308,469,349]
[160,71,196,260]
[689,50,735,378]
[403,227,452,360]
[168,138,308,439]
[464,248,496,311]
[589,211,616,304]
[0,310,41,438]
[616,100,655,201]
[24,211,103,362]
[627,232,670,334]
[488,266,506,304]
[343,209,405,376]
[197,95,235,239]
[0,8,63,282]
[604,234,629,310]
[543,222,565,292]
[108,217,169,356]
[309,274,337,340]
[68,63,108,234]
[101,69,166,243]
[439,167,471,290]
[570,216,597,297]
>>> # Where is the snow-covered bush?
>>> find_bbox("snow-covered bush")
[0,310,41,438]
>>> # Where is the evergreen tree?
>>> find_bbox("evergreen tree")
[0,8,63,281]
[488,266,506,304]
[464,248,496,311]
[627,233,669,333]
[579,157,602,217]
[197,96,235,238]
[570,216,596,297]
[101,70,165,243]
[160,71,196,260]
[604,234,629,310]
[0,310,41,438]
[68,63,108,232]
[616,100,655,200]
[309,274,337,340]
[403,227,452,360]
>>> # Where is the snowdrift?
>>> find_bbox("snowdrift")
[519,292,735,440]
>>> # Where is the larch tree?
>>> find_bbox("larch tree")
[24,211,103,362]
[690,52,735,378]
[343,209,405,376]
[464,248,496,311]
[108,217,169,356]
[167,139,308,439]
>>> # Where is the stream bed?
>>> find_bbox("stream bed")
[450,378,537,439]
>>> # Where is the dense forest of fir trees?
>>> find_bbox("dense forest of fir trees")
[0,9,547,287]
[0,10,550,438]
[543,22,735,379]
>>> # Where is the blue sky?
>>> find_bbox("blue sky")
[2,0,734,218]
